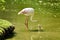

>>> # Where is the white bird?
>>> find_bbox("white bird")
[18,8,37,30]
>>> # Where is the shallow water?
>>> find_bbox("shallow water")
[0,0,60,40]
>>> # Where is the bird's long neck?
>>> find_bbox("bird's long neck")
[30,13,37,22]
[30,13,34,22]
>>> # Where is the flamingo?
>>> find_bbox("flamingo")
[18,8,37,30]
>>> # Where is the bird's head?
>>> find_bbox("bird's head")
[18,11,23,15]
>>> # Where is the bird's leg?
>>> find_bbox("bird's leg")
[25,16,29,30]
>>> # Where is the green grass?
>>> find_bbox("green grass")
[0,0,60,40]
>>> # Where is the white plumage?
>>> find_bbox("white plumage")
[18,8,37,30]
[18,8,37,22]
[18,8,34,16]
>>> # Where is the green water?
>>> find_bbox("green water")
[0,0,60,40]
